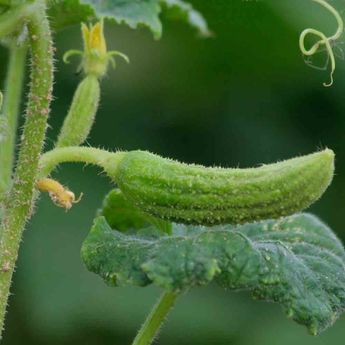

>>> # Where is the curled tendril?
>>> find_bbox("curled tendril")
[299,0,344,87]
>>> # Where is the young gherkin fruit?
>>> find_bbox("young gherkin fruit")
[106,149,334,225]
[56,75,100,148]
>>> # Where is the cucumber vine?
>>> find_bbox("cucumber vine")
[299,0,344,86]
[0,1,344,344]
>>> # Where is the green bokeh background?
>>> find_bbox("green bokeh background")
[2,0,345,344]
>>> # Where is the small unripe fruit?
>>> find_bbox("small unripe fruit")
[56,75,100,148]
[107,149,334,225]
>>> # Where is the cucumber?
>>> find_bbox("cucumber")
[56,74,100,148]
[107,149,334,225]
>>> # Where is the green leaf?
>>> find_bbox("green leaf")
[98,188,171,234]
[81,0,162,38]
[47,0,209,38]
[81,213,345,335]
[161,0,211,37]
[47,0,95,31]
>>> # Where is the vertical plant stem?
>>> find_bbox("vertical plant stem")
[0,2,37,38]
[0,43,27,193]
[132,291,179,345]
[0,3,53,338]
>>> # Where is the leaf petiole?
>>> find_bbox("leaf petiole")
[132,291,179,345]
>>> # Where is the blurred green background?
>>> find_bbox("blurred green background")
[2,0,345,344]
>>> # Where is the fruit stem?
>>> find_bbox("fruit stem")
[38,146,125,178]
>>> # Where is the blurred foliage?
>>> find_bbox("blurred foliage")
[2,0,345,344]
[47,0,210,38]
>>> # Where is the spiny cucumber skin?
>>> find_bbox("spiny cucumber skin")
[108,149,334,225]
[56,74,100,148]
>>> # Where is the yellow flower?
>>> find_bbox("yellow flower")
[63,19,129,78]
[82,20,107,57]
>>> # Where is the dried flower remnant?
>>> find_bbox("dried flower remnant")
[36,178,82,210]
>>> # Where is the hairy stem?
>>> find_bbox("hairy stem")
[0,43,27,194]
[132,291,179,345]
[0,2,37,38]
[0,4,53,337]
[38,146,125,178]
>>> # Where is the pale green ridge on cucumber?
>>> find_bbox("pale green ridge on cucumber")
[106,149,334,225]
